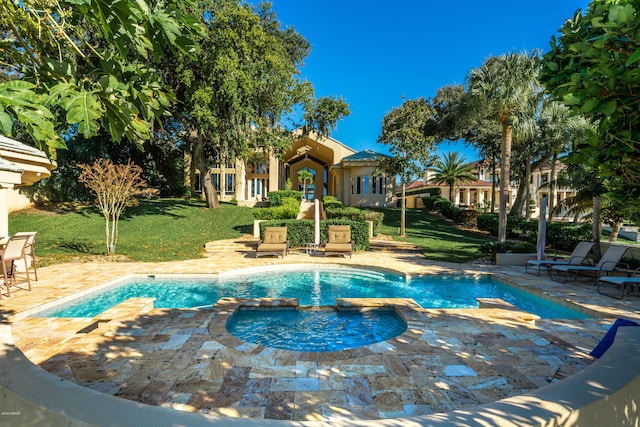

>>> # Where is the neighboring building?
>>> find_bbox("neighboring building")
[403,159,576,219]
[191,131,396,208]
[0,135,56,236]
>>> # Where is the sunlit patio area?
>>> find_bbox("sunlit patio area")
[1,238,640,426]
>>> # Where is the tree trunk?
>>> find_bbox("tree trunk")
[609,221,622,242]
[548,152,557,223]
[592,195,602,261]
[490,156,497,214]
[524,156,532,221]
[193,135,220,209]
[498,124,512,243]
[400,182,406,237]
[510,153,528,219]
[449,184,454,204]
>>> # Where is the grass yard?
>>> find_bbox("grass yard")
[377,208,490,263]
[9,199,255,264]
[9,200,489,265]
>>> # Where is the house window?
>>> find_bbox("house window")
[541,174,549,185]
[356,177,361,194]
[363,176,370,195]
[225,174,235,196]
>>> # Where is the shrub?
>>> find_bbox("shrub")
[325,206,384,234]
[322,196,343,210]
[253,197,299,220]
[268,190,302,206]
[478,240,537,262]
[434,199,456,219]
[477,213,499,235]
[455,210,479,228]
[422,196,444,211]
[545,222,592,252]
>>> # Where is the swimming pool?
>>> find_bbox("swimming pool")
[37,266,589,319]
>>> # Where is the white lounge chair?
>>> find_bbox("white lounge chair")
[526,241,594,276]
[13,231,38,280]
[1,234,32,298]
[550,245,628,282]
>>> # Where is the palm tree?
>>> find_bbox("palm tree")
[429,152,477,203]
[468,51,541,242]
[298,169,314,200]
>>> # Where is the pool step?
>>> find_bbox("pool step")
[93,297,156,329]
[476,298,540,325]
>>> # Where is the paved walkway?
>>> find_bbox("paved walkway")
[2,238,640,422]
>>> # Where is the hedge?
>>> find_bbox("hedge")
[476,213,594,252]
[259,219,370,251]
[422,196,444,211]
[268,190,302,206]
[253,197,299,220]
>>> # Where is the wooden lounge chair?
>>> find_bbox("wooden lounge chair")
[324,225,354,258]
[597,267,640,299]
[550,245,628,282]
[525,241,594,275]
[1,234,32,298]
[256,227,289,258]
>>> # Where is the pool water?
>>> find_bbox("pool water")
[39,267,589,319]
[226,307,407,351]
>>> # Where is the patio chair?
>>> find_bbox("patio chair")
[549,245,628,283]
[525,241,594,276]
[1,234,32,298]
[323,225,354,258]
[256,227,289,258]
[13,231,38,280]
[597,267,640,299]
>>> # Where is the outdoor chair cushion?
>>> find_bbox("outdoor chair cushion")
[324,243,352,252]
[328,226,351,244]
[263,227,287,244]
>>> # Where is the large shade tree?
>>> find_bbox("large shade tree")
[0,0,203,156]
[170,0,348,208]
[541,0,640,216]
[467,52,542,242]
[378,97,437,237]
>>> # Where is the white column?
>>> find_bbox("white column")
[0,187,9,237]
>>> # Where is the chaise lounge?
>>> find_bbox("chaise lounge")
[256,227,289,258]
[323,225,354,258]
[597,267,640,299]
[525,241,594,276]
[549,245,628,283]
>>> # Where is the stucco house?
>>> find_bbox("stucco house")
[404,159,576,219]
[192,131,396,208]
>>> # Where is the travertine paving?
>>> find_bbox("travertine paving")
[3,238,640,422]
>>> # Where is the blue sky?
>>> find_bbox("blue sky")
[260,0,590,161]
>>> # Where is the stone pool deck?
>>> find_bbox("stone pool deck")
[1,237,640,425]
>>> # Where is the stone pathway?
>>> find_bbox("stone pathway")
[3,239,640,422]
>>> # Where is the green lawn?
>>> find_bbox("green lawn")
[9,200,488,265]
[9,199,255,264]
[377,208,489,263]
